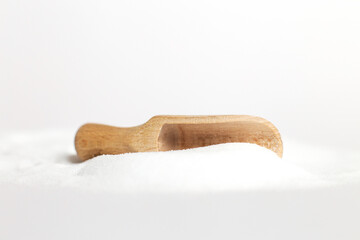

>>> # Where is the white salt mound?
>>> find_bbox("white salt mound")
[78,143,321,192]
[0,130,360,192]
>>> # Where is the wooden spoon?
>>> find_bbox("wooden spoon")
[75,115,283,161]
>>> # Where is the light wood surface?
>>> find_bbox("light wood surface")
[75,115,283,161]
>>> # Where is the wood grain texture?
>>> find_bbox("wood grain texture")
[75,115,283,161]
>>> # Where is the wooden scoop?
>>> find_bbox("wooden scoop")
[75,115,283,161]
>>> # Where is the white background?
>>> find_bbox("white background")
[1,1,360,239]
[1,0,360,149]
